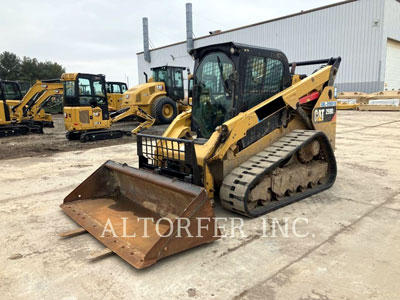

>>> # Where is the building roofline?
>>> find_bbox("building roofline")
[136,0,357,55]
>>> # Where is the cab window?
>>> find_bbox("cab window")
[106,83,112,93]
[192,52,235,138]
[93,79,106,105]
[112,83,121,93]
[153,69,172,87]
[121,84,127,93]
[65,81,75,97]
[243,56,283,109]
[78,78,91,95]
[4,83,21,100]
[174,69,183,88]
[78,78,92,105]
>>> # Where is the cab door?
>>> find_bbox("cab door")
[165,67,184,101]
[92,76,109,128]
[0,84,10,123]
[76,76,94,130]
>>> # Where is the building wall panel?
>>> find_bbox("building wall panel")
[138,0,387,92]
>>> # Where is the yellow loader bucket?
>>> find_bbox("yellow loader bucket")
[61,160,219,269]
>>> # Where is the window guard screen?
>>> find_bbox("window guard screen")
[243,56,284,110]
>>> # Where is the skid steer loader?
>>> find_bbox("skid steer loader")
[60,42,340,269]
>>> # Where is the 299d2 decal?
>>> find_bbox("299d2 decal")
[313,106,337,123]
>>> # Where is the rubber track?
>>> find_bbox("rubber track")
[220,130,337,217]
[79,129,131,142]
[0,125,30,137]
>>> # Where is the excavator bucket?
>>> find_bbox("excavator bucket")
[60,160,219,269]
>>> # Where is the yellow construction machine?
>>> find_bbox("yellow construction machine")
[337,90,400,111]
[0,80,22,109]
[60,42,341,269]
[0,79,62,137]
[62,68,193,142]
[106,81,128,111]
[62,73,157,142]
[15,79,63,127]
[123,66,191,124]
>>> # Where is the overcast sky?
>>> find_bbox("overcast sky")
[0,0,339,86]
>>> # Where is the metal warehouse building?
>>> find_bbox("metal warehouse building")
[137,0,400,92]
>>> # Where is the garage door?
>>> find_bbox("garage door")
[385,39,400,90]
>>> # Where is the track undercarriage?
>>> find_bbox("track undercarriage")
[220,130,336,217]
[0,120,44,138]
[66,129,131,142]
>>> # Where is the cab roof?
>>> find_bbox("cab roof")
[150,66,186,71]
[61,73,105,81]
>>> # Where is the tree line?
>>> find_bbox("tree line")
[0,51,65,82]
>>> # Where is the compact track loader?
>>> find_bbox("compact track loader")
[0,80,62,137]
[61,42,340,268]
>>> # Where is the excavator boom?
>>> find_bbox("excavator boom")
[27,81,63,127]
[110,105,155,134]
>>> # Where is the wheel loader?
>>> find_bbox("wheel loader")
[123,65,191,124]
[60,42,340,269]
[106,81,128,111]
[0,79,62,137]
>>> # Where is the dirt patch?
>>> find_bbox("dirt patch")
[187,288,197,297]
[0,115,168,160]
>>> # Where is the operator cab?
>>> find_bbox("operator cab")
[190,42,291,138]
[151,66,186,101]
[0,81,22,100]
[106,81,128,94]
[0,81,22,121]
[63,73,109,120]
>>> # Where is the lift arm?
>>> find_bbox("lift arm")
[110,105,155,134]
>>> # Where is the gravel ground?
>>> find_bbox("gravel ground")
[0,114,168,160]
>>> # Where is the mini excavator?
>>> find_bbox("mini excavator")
[0,79,62,137]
